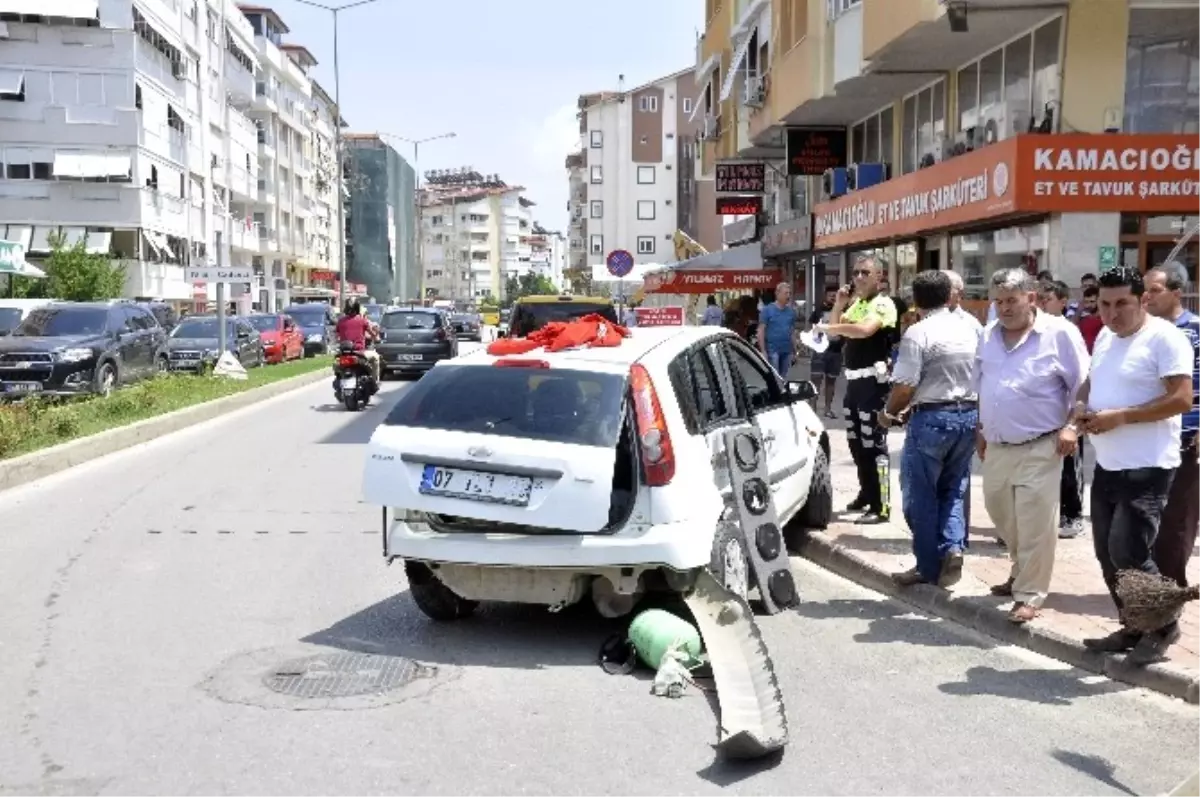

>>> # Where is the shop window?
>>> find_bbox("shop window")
[1124,7,1199,134]
[895,242,919,300]
[1031,17,1062,129]
[957,62,979,134]
[1119,214,1199,308]
[951,222,1050,302]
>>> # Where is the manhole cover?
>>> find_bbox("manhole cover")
[263,653,433,699]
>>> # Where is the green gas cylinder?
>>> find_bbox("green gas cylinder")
[627,609,704,670]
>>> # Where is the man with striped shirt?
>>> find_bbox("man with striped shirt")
[1145,266,1199,587]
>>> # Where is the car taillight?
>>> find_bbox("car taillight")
[493,358,549,369]
[629,364,675,486]
[337,355,358,368]
[433,328,447,341]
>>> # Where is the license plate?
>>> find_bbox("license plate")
[395,354,422,362]
[340,377,357,389]
[419,464,533,507]
[3,382,42,393]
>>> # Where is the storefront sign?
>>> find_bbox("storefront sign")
[786,127,848,176]
[761,215,813,257]
[634,306,685,326]
[1020,134,1200,213]
[716,195,764,216]
[715,162,766,193]
[646,269,783,294]
[812,138,1018,248]
[723,216,758,246]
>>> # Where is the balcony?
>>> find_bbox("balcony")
[257,132,276,161]
[259,227,279,252]
[229,165,255,200]
[253,81,279,113]
[256,179,276,205]
[294,194,314,216]
[230,222,261,252]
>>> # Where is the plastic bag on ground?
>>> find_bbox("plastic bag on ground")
[651,641,693,699]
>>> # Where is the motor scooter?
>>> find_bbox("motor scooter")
[332,341,377,411]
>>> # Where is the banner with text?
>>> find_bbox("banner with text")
[634,306,685,326]
[645,269,783,294]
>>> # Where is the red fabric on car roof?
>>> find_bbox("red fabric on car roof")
[486,313,630,355]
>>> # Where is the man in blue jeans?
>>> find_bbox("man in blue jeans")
[879,271,980,587]
[757,282,799,378]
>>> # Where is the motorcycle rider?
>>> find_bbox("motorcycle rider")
[335,299,381,387]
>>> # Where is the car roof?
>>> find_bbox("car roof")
[454,325,733,373]
[515,295,612,305]
[385,306,438,314]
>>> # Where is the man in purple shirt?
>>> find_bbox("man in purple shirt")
[974,268,1089,623]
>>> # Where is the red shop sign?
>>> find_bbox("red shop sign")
[634,306,685,327]
[646,269,783,294]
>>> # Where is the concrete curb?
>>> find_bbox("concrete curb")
[0,368,331,494]
[796,529,1200,704]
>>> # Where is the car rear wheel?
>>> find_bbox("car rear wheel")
[405,561,478,621]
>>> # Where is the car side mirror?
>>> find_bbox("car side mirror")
[786,380,818,402]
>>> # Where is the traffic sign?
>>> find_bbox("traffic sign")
[606,249,634,278]
[186,266,253,282]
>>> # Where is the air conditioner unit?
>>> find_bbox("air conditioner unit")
[822,167,849,199]
[742,76,766,108]
[847,162,889,191]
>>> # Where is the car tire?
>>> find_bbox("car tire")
[94,361,118,396]
[709,520,752,603]
[405,561,478,621]
[789,443,833,547]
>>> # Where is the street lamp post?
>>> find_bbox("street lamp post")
[287,0,382,311]
[378,132,455,302]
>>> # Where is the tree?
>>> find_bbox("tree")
[43,231,126,301]
[503,273,558,305]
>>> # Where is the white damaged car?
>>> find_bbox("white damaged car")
[361,326,832,621]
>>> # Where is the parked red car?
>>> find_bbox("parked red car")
[246,313,303,364]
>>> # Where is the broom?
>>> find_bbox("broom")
[1115,570,1200,634]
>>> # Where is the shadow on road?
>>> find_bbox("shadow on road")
[302,590,624,669]
[1051,749,1139,796]
[314,384,410,445]
[938,665,1129,705]
[794,598,991,649]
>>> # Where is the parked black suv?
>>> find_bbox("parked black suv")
[0,302,167,398]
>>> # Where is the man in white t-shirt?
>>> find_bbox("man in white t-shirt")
[1076,267,1195,665]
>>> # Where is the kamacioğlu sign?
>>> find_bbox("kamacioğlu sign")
[811,133,1200,249]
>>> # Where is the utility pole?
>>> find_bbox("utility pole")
[214,0,229,355]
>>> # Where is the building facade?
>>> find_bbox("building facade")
[529,224,567,290]
[566,70,723,284]
[0,0,333,308]
[420,171,534,302]
[342,133,416,304]
[303,80,341,292]
[694,0,1199,311]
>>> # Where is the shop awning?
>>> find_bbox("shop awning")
[0,0,98,18]
[0,69,23,96]
[719,30,755,103]
[672,241,764,271]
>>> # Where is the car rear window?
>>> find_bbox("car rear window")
[383,364,627,448]
[383,311,437,330]
[510,302,617,337]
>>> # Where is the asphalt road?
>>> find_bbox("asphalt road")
[0,347,1196,796]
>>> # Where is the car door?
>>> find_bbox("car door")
[131,305,165,371]
[115,306,149,377]
[235,320,258,364]
[666,339,742,509]
[719,337,810,520]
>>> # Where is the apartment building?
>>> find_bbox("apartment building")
[564,150,588,290]
[528,223,567,290]
[0,0,336,308]
[304,80,341,290]
[566,71,724,285]
[342,133,417,304]
[695,0,1199,311]
[0,0,264,303]
[420,169,534,302]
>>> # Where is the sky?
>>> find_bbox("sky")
[270,0,704,234]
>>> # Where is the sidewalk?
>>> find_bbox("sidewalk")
[799,406,1200,703]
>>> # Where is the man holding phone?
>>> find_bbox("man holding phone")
[815,254,898,523]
